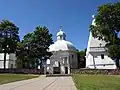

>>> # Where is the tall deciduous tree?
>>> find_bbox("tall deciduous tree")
[0,20,20,69]
[77,49,86,68]
[16,26,53,68]
[90,2,120,68]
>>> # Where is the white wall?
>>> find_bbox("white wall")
[86,18,117,69]
[86,53,116,69]
[69,51,78,69]
[0,53,16,68]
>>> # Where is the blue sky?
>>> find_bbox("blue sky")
[0,0,119,50]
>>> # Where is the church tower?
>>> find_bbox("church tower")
[86,15,116,69]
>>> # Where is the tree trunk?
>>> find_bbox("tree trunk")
[116,59,120,69]
[4,52,6,69]
[4,31,7,69]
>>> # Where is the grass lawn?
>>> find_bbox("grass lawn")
[72,74,120,90]
[0,74,39,85]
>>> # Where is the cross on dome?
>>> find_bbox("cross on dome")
[60,26,63,31]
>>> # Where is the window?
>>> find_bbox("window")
[63,57,67,64]
[54,61,60,67]
[11,64,13,68]
[60,35,62,40]
[72,55,74,59]
[58,62,60,67]
[46,59,50,64]
[101,54,104,59]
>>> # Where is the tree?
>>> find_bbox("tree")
[16,26,53,68]
[0,20,20,69]
[77,49,86,68]
[90,2,120,68]
[32,26,53,68]
[16,42,29,68]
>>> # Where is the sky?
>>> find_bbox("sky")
[0,0,119,50]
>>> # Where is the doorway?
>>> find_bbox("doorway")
[53,67,60,74]
[53,62,61,74]
[65,67,68,74]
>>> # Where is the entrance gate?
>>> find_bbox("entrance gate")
[53,67,60,74]
[65,67,68,74]
[53,61,61,74]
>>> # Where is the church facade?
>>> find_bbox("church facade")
[86,16,117,69]
[46,28,78,74]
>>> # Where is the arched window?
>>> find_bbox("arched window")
[101,54,104,59]
[11,64,13,68]
[46,59,50,64]
[72,55,74,59]
[60,35,62,40]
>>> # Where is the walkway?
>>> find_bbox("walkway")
[0,76,77,90]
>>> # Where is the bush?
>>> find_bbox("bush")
[71,69,120,75]
[0,69,44,74]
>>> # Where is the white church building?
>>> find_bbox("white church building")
[0,16,117,71]
[86,16,117,69]
[0,53,16,68]
[46,28,78,74]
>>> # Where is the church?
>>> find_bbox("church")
[0,16,118,71]
[46,28,78,74]
[86,16,117,69]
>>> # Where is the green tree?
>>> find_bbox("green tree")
[16,26,53,68]
[90,2,120,68]
[0,20,19,69]
[77,49,86,68]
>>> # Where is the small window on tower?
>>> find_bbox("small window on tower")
[72,55,74,59]
[101,54,104,59]
[60,35,62,40]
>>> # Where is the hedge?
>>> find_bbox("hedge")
[0,69,44,74]
[71,69,120,75]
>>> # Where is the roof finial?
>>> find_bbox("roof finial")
[92,15,95,19]
[60,26,62,31]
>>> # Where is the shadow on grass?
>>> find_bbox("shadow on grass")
[0,74,39,85]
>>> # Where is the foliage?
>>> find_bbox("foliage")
[0,69,44,74]
[16,26,53,69]
[0,20,19,53]
[90,2,120,68]
[77,49,86,68]
[0,20,20,69]
[72,69,120,75]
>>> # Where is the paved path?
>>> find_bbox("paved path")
[0,76,77,90]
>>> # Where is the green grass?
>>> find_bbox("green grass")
[72,74,120,90]
[0,74,39,85]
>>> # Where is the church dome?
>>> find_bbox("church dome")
[49,40,76,52]
[49,28,76,52]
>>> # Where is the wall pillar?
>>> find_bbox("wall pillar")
[93,55,96,69]
[68,66,70,74]
[61,66,65,74]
